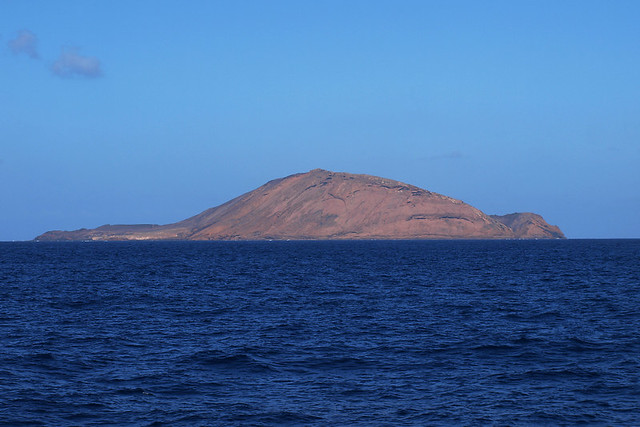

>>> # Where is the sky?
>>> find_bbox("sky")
[1,0,639,240]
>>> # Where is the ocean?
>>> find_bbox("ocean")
[1,239,639,425]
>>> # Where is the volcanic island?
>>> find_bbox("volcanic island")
[36,169,565,241]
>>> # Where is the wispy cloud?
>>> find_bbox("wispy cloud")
[8,30,38,58]
[51,48,102,78]
[426,150,466,161]
[7,30,103,80]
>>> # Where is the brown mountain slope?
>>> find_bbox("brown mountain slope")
[35,169,565,241]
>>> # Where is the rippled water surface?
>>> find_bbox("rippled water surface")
[1,240,639,425]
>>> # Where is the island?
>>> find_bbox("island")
[36,169,565,240]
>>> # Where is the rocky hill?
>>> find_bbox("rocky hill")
[36,169,565,240]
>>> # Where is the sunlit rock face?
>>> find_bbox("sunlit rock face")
[36,169,565,241]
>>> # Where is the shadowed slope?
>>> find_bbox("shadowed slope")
[491,213,565,239]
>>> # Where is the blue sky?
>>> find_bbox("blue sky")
[1,0,639,240]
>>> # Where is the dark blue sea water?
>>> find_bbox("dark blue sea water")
[1,240,639,425]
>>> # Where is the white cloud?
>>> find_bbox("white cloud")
[51,48,102,78]
[8,30,38,58]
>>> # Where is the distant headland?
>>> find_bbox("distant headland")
[36,169,565,241]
